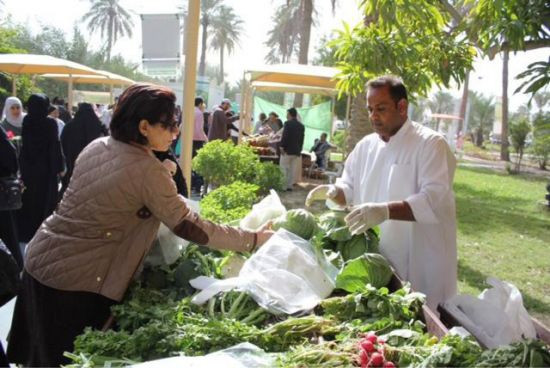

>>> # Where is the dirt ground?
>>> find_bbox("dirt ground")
[277,177,328,215]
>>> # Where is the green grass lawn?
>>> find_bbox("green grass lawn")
[454,166,550,325]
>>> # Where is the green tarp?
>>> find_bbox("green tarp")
[254,96,332,151]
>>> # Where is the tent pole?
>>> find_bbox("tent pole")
[109,84,114,104]
[238,72,247,144]
[180,0,201,195]
[12,75,17,96]
[68,75,74,116]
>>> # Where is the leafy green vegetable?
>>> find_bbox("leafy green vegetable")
[272,208,317,240]
[200,181,259,224]
[318,211,352,242]
[335,253,393,292]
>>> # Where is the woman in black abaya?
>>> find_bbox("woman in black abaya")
[17,94,64,243]
[60,102,107,194]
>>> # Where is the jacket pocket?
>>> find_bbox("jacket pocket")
[387,163,416,201]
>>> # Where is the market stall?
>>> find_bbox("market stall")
[65,194,550,367]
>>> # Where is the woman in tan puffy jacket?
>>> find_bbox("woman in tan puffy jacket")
[7,84,274,367]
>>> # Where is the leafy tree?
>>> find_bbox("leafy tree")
[532,90,550,112]
[0,26,34,102]
[467,91,495,147]
[468,0,550,161]
[82,0,135,62]
[210,5,243,84]
[509,117,531,172]
[198,0,224,77]
[531,111,550,170]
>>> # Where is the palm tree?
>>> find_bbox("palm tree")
[468,91,494,147]
[293,0,335,106]
[198,0,224,77]
[264,0,301,64]
[82,0,134,62]
[533,91,550,113]
[210,5,243,84]
[428,91,456,131]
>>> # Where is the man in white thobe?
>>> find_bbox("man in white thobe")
[306,75,457,310]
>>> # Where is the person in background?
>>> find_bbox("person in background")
[48,104,65,139]
[306,75,457,310]
[0,125,23,268]
[1,96,26,137]
[192,97,208,193]
[207,98,239,141]
[7,84,273,367]
[311,132,336,170]
[253,112,267,134]
[266,112,282,133]
[279,107,305,191]
[228,110,245,145]
[52,97,72,124]
[60,102,107,195]
[17,94,64,244]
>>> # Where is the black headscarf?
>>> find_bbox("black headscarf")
[60,103,106,192]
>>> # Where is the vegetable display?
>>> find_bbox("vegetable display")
[66,206,550,367]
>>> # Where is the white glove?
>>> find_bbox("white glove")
[305,185,339,207]
[162,159,177,176]
[344,202,389,235]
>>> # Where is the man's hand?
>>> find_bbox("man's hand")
[344,202,389,235]
[305,184,339,207]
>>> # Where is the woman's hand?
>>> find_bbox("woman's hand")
[162,159,177,176]
[255,222,274,249]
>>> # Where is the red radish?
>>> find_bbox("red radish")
[360,349,370,366]
[383,362,396,368]
[370,352,384,367]
[361,340,376,352]
[365,333,378,344]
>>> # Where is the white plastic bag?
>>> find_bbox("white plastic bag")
[190,229,338,315]
[239,190,286,232]
[443,277,536,348]
[145,198,201,267]
[131,342,275,368]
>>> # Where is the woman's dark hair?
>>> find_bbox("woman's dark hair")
[110,83,176,145]
[366,75,408,105]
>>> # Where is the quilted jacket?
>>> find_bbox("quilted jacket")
[25,137,256,301]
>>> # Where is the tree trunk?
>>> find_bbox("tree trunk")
[293,0,313,107]
[346,92,373,154]
[458,71,469,134]
[107,16,114,62]
[199,17,208,77]
[500,49,510,161]
[219,44,224,84]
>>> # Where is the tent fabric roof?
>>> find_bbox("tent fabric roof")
[41,70,135,85]
[251,81,337,96]
[246,64,339,90]
[0,54,102,76]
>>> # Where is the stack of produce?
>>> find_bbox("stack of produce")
[246,135,275,156]
[66,209,550,368]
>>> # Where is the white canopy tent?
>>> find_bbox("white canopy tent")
[41,70,135,104]
[238,64,342,142]
[0,54,111,109]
